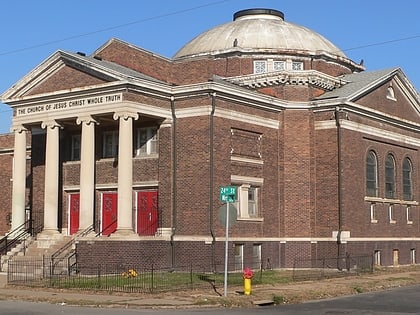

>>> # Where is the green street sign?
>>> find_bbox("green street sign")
[219,186,237,202]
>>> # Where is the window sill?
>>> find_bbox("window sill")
[407,221,413,225]
[134,154,159,159]
[63,160,81,165]
[237,217,264,222]
[99,157,117,161]
[370,219,378,224]
[390,220,396,224]
[365,196,418,206]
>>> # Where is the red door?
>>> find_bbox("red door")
[137,190,158,236]
[102,192,117,236]
[69,193,80,235]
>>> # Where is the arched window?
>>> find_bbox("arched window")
[385,154,396,199]
[366,151,378,197]
[403,157,413,200]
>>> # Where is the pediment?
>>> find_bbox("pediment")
[317,68,420,124]
[1,51,126,102]
[26,64,110,96]
[356,75,420,122]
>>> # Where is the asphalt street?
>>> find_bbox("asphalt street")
[1,284,419,314]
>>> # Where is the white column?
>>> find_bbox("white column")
[76,116,98,232]
[41,120,61,233]
[11,125,28,232]
[113,111,138,235]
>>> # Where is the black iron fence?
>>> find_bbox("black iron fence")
[292,255,374,281]
[7,259,265,294]
[7,255,374,293]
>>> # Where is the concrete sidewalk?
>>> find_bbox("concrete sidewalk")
[1,268,420,310]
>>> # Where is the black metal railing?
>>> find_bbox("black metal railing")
[292,255,374,281]
[50,225,95,276]
[95,220,117,237]
[0,219,42,255]
[7,261,265,294]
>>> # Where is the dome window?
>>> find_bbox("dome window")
[292,61,304,71]
[254,60,267,74]
[273,61,286,71]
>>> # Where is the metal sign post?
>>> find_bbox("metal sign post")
[224,201,229,297]
[219,186,237,297]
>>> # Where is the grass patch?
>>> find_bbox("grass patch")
[385,277,413,282]
[353,286,363,293]
[23,269,294,293]
[272,294,288,304]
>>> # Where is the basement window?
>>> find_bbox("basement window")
[234,244,244,271]
[374,250,381,266]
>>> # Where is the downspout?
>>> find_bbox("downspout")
[209,92,216,270]
[334,107,343,258]
[170,96,177,268]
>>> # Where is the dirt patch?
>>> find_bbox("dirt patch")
[2,266,420,309]
[179,265,420,308]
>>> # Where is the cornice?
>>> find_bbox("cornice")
[315,119,420,146]
[224,70,346,90]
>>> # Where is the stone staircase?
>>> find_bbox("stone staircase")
[1,234,72,273]
[0,235,35,271]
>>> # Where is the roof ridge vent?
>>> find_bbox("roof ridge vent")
[233,8,284,21]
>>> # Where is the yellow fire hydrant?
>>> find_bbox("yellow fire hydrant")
[243,267,254,295]
[244,278,252,295]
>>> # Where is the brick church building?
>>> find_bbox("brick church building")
[1,8,419,269]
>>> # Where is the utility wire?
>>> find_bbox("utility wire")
[0,0,418,58]
[0,0,233,57]
[341,34,420,53]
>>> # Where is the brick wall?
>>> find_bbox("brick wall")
[0,134,14,234]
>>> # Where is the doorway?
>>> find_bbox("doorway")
[101,192,118,236]
[69,193,80,235]
[136,190,158,236]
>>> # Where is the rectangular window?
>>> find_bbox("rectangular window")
[374,250,381,266]
[406,206,413,224]
[248,187,258,218]
[71,134,81,161]
[234,244,244,271]
[136,127,158,157]
[292,61,303,70]
[393,249,399,266]
[273,61,285,71]
[410,249,416,264]
[252,244,261,269]
[235,184,260,219]
[370,203,377,223]
[103,130,118,158]
[389,204,396,223]
[254,60,267,74]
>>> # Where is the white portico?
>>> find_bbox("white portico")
[9,90,145,235]
[0,49,176,238]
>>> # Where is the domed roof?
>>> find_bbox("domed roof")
[173,8,346,59]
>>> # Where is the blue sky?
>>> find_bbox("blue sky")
[1,0,419,134]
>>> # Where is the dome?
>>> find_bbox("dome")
[173,8,346,59]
